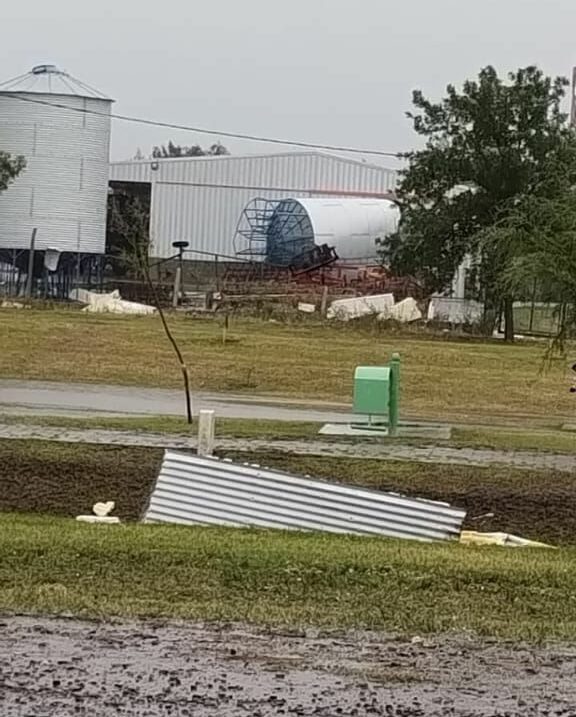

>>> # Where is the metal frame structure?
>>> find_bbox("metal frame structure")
[234,197,319,267]
[0,249,104,300]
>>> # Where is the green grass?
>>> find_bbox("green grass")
[0,308,574,423]
[0,513,573,640]
[2,412,575,453]
[452,426,576,454]
[0,414,321,440]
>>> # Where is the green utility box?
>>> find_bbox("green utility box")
[353,366,391,416]
[352,353,401,435]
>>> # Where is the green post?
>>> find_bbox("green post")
[388,353,401,436]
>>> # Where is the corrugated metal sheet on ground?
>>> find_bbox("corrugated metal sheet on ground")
[145,451,466,542]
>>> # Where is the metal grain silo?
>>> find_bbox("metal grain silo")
[0,64,112,257]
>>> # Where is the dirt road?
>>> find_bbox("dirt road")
[1,616,575,716]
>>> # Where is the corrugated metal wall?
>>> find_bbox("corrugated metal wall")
[0,93,112,253]
[110,152,398,258]
[145,451,466,542]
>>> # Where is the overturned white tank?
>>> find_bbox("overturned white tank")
[262,197,400,266]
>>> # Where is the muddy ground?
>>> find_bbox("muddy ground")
[1,616,575,716]
[2,439,576,543]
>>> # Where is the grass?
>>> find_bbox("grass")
[2,412,575,453]
[1,308,574,423]
[453,426,576,454]
[0,414,322,440]
[0,512,575,641]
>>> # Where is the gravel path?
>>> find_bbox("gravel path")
[2,423,576,472]
[1,616,576,716]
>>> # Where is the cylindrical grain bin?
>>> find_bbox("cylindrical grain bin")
[0,64,113,254]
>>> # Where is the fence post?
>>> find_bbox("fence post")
[197,410,216,456]
[320,285,329,316]
[25,228,37,299]
[388,353,401,436]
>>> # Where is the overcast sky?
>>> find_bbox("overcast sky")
[3,0,575,166]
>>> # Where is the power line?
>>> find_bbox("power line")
[0,91,402,159]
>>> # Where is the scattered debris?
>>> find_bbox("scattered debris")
[327,294,424,323]
[327,293,395,321]
[427,296,484,325]
[145,451,466,542]
[297,302,316,313]
[0,300,25,309]
[382,297,422,323]
[76,501,120,524]
[69,288,156,316]
[460,531,555,549]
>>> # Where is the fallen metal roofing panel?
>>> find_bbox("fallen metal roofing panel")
[145,451,466,542]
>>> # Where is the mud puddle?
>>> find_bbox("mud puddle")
[1,617,576,716]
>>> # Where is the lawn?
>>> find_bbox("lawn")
[0,308,574,422]
[0,512,574,640]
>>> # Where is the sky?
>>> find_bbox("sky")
[3,0,576,167]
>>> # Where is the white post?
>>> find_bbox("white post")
[197,410,216,456]
[172,265,182,308]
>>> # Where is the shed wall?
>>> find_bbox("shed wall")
[110,152,397,258]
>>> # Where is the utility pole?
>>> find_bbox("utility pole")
[171,240,189,308]
[571,67,576,128]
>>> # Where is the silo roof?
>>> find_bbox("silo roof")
[0,64,111,101]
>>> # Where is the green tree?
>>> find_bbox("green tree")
[381,66,574,340]
[151,141,229,158]
[0,151,25,192]
[106,191,151,277]
[481,144,576,345]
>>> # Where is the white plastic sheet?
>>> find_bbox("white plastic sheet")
[70,289,156,316]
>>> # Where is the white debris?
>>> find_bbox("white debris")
[76,515,121,524]
[381,297,422,323]
[69,288,156,316]
[460,531,555,549]
[0,300,25,309]
[93,501,115,517]
[327,293,395,321]
[298,302,316,314]
[76,500,120,524]
[427,296,484,325]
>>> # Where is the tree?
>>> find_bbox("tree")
[151,141,229,158]
[106,189,193,422]
[0,151,25,193]
[380,66,574,340]
[481,143,576,346]
[106,191,151,277]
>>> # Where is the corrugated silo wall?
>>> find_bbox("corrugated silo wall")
[0,93,112,253]
[109,153,397,260]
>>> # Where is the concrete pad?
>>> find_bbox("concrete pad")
[319,423,452,440]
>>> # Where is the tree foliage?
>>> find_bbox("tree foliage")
[151,141,229,158]
[381,66,575,329]
[0,151,26,193]
[480,144,576,343]
[106,191,151,277]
